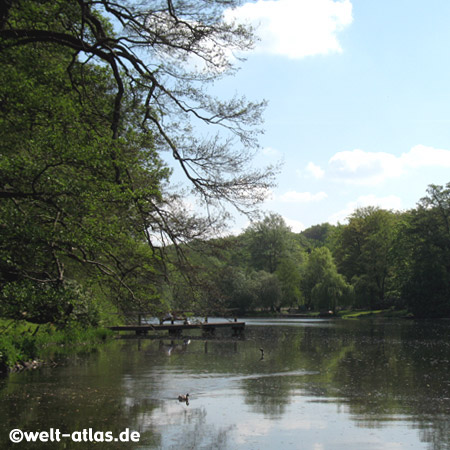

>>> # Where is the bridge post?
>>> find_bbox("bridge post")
[136,328,148,336]
[169,328,182,337]
[202,326,215,337]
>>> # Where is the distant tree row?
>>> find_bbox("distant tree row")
[2,1,448,326]
[332,183,450,317]
[171,183,450,318]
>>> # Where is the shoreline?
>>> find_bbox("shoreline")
[0,322,113,374]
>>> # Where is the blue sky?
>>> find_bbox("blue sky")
[207,0,450,232]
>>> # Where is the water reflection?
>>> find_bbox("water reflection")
[0,319,449,449]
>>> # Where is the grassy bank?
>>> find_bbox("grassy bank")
[338,309,410,319]
[0,319,113,373]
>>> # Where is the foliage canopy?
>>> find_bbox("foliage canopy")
[0,0,276,322]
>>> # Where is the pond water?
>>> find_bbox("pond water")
[0,318,449,449]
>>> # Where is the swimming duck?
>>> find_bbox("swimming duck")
[178,393,189,402]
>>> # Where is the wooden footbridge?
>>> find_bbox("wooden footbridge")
[108,312,245,337]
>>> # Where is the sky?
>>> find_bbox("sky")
[204,0,450,233]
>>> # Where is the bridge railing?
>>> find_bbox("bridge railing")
[116,309,241,326]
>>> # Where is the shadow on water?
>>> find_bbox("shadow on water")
[0,319,449,449]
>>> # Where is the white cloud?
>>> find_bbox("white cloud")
[235,419,271,444]
[279,418,327,431]
[226,0,353,59]
[328,194,403,224]
[328,149,401,185]
[325,145,450,185]
[279,191,328,203]
[284,217,306,232]
[401,144,450,168]
[306,161,325,179]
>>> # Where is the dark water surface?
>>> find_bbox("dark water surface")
[0,318,449,449]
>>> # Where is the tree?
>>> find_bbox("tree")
[310,270,350,313]
[275,257,302,308]
[253,270,282,312]
[301,223,335,248]
[0,0,276,217]
[300,247,350,311]
[246,213,291,273]
[0,0,276,321]
[333,207,399,309]
[215,267,257,314]
[398,184,450,317]
[0,39,171,321]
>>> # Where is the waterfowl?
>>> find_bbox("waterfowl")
[178,393,189,402]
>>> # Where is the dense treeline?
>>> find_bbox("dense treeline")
[174,183,450,318]
[0,0,275,337]
[1,0,449,364]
